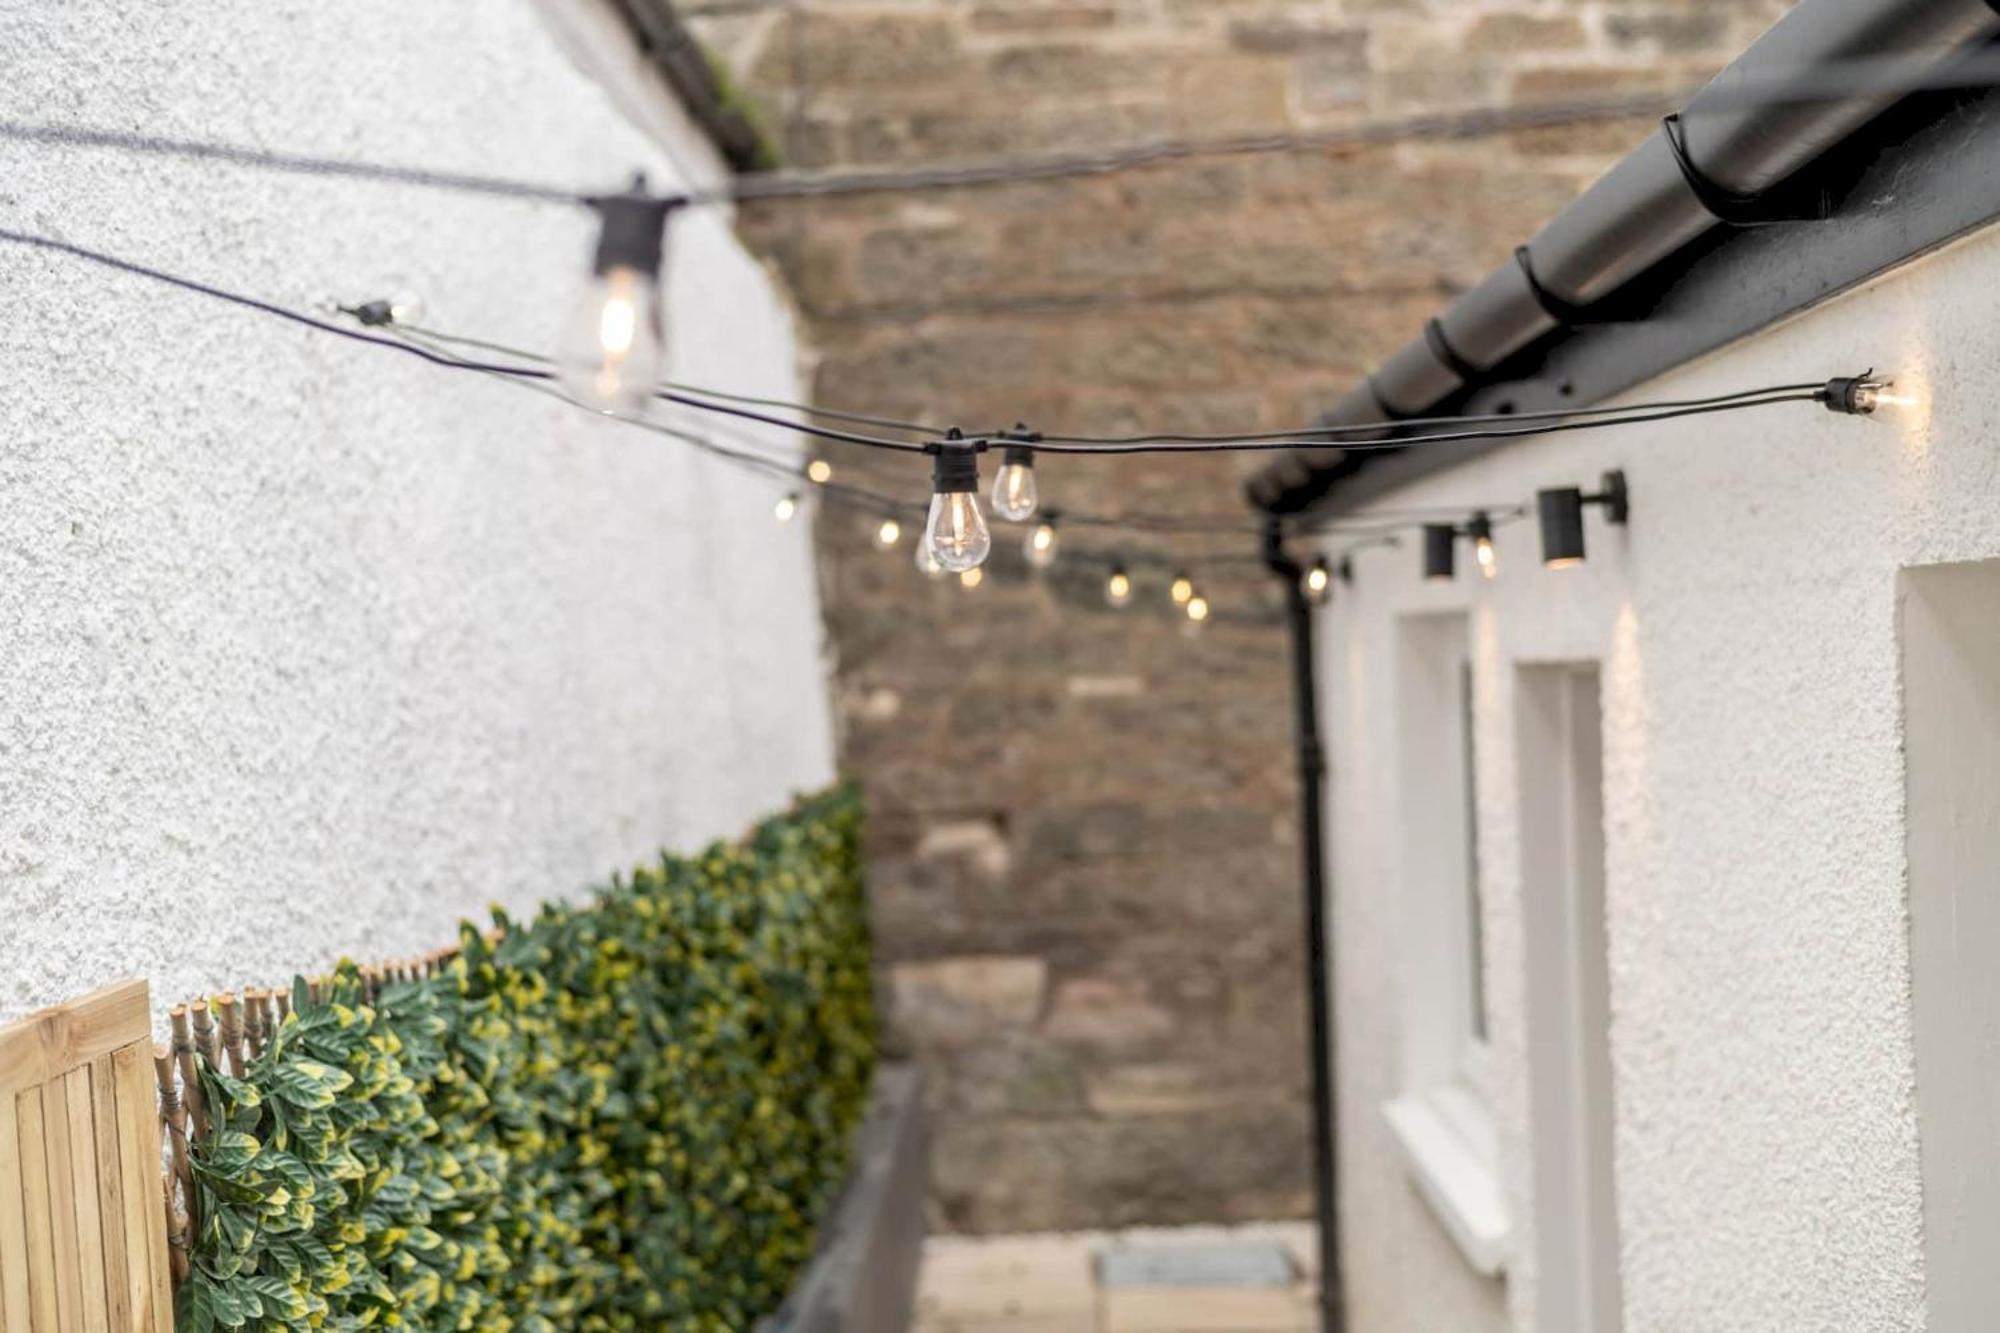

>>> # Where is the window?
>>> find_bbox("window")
[1384,613,1508,1275]
[1902,560,2000,1326]
[1519,664,1623,1332]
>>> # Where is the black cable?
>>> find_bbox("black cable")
[0,122,584,204]
[15,51,2000,209]
[0,227,1829,471]
[400,317,1829,446]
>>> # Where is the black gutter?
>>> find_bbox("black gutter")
[1247,0,2000,516]
[609,0,776,172]
[1263,522,1343,1333]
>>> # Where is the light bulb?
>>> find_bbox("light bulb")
[1303,558,1331,605]
[1170,572,1195,606]
[875,518,902,550]
[960,567,984,589]
[1186,594,1210,623]
[807,458,834,485]
[388,290,426,326]
[915,542,949,578]
[1105,565,1133,609]
[774,493,800,524]
[1024,519,1060,570]
[1469,512,1497,580]
[926,445,991,572]
[990,443,1039,522]
[558,183,675,415]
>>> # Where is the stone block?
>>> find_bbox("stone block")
[890,956,1048,1047]
[1604,11,1731,54]
[1465,13,1588,55]
[971,5,1119,37]
[1039,977,1177,1052]
[1086,1062,1231,1117]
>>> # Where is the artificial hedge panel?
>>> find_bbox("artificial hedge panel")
[179,784,875,1332]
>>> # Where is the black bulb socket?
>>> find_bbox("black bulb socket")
[932,445,981,494]
[588,176,681,277]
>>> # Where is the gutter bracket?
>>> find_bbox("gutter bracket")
[1422,319,1484,385]
[1662,114,1835,226]
[1514,247,1627,327]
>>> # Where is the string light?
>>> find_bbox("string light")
[1538,470,1630,568]
[991,428,1041,521]
[874,517,903,550]
[1303,557,1332,605]
[1105,564,1133,609]
[1468,511,1498,580]
[1025,515,1061,570]
[806,458,834,485]
[559,177,678,413]
[924,439,992,573]
[1170,571,1195,606]
[1185,593,1211,625]
[1820,374,1894,415]
[960,568,984,589]
[773,492,800,524]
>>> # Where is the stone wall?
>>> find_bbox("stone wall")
[687,0,1775,1234]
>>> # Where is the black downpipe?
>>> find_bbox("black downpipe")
[1263,521,1343,1333]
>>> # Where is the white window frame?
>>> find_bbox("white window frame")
[1384,613,1509,1275]
[1518,663,1624,1332]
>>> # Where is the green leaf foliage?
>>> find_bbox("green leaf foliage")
[180,784,876,1331]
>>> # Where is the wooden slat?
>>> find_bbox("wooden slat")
[0,983,151,1099]
[0,1091,31,1332]
[112,1042,170,1332]
[18,1087,60,1331]
[89,1055,131,1332]
[63,1066,110,1333]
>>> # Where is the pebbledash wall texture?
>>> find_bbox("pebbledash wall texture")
[0,0,833,1022]
[687,0,1783,1231]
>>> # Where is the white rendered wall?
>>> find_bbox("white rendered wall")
[1318,221,2000,1332]
[0,0,833,1021]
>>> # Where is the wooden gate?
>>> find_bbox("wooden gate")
[0,980,173,1331]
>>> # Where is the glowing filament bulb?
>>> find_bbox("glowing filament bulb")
[807,458,834,485]
[960,567,984,589]
[558,183,675,415]
[773,493,800,524]
[1025,519,1060,569]
[1186,594,1210,623]
[875,518,902,550]
[1170,572,1194,606]
[925,445,991,572]
[1105,565,1133,609]
[1469,512,1498,580]
[990,443,1040,522]
[1303,557,1331,604]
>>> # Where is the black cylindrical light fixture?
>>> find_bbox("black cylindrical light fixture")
[1538,488,1587,568]
[1538,469,1628,569]
[1422,523,1457,582]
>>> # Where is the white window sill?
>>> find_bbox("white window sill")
[1383,1090,1511,1276]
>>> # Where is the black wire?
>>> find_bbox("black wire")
[400,318,1831,447]
[12,51,2000,211]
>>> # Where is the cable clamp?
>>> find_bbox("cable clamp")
[1422,318,1483,385]
[1661,114,1831,227]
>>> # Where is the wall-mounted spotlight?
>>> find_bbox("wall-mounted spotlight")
[1537,470,1629,569]
[1422,524,1457,582]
